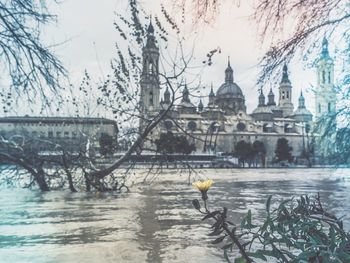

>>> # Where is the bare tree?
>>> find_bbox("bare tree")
[0,0,67,111]
[0,0,211,192]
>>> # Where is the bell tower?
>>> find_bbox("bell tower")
[278,64,294,117]
[315,37,336,120]
[140,20,160,114]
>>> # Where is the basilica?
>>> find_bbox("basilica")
[140,21,335,163]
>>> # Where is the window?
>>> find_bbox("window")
[328,72,331,83]
[282,91,285,99]
[64,131,70,138]
[318,103,321,113]
[149,61,154,74]
[263,123,272,133]
[48,131,53,138]
[284,124,292,133]
[328,102,331,112]
[236,122,246,131]
[286,91,289,99]
[149,91,153,106]
[72,132,77,138]
[322,70,326,84]
[56,131,61,138]
[187,121,197,131]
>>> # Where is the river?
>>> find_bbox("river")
[0,168,349,262]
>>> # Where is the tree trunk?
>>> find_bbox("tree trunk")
[35,169,50,191]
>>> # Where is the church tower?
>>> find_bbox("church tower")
[278,64,294,117]
[140,20,160,114]
[315,37,336,120]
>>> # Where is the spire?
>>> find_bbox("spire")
[298,90,305,108]
[198,99,204,112]
[146,17,156,48]
[321,37,329,58]
[267,88,276,106]
[258,89,265,106]
[182,84,190,103]
[281,63,291,84]
[148,15,154,34]
[164,86,170,104]
[209,84,215,97]
[208,83,215,107]
[225,56,234,83]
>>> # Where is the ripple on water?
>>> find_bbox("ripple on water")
[0,168,349,262]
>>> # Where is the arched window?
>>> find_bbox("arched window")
[322,71,326,84]
[149,91,153,106]
[148,60,154,75]
[284,123,292,133]
[328,102,331,112]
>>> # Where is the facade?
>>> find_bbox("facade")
[140,22,316,163]
[0,116,118,154]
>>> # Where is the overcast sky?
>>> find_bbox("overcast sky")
[40,0,330,116]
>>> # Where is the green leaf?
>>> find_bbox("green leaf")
[211,235,226,244]
[222,242,233,250]
[224,249,233,263]
[247,251,267,261]
[266,195,272,214]
[234,257,246,263]
[247,210,252,225]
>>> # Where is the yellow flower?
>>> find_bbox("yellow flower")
[193,179,213,193]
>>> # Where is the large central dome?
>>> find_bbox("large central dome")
[215,59,246,113]
[217,82,244,97]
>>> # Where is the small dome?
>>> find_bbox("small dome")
[252,106,273,115]
[294,108,312,116]
[178,101,196,108]
[252,106,273,121]
[216,82,244,98]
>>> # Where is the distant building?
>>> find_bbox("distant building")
[0,116,118,154]
[315,37,336,120]
[314,37,337,160]
[140,21,316,164]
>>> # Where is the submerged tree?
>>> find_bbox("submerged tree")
[0,0,211,191]
[274,138,293,163]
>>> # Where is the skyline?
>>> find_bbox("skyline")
[4,0,339,117]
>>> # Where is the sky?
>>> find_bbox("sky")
[39,0,328,116]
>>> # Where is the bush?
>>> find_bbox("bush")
[192,180,350,262]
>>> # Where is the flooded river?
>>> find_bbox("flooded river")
[0,168,349,262]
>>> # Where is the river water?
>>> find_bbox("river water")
[0,168,349,263]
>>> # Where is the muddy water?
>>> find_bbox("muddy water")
[0,168,349,263]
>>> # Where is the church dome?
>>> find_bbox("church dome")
[293,91,313,122]
[216,82,244,98]
[251,106,273,121]
[214,58,247,114]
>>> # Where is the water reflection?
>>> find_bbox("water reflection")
[0,169,349,262]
